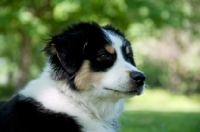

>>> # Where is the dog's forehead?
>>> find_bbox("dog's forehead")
[103,29,130,54]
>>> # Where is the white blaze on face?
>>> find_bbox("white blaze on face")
[101,30,140,94]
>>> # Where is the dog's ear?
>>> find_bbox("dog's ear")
[43,22,101,80]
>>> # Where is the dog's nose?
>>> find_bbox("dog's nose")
[130,71,146,86]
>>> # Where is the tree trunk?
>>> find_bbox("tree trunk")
[14,30,32,89]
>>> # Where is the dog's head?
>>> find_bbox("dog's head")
[44,22,145,99]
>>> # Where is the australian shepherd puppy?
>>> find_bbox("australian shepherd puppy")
[0,22,145,132]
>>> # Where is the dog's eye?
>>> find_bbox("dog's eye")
[127,56,132,61]
[126,55,133,62]
[97,54,111,61]
[126,55,135,65]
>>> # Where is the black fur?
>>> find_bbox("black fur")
[122,43,135,66]
[102,24,125,37]
[0,95,82,132]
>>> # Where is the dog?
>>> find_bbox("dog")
[0,22,145,132]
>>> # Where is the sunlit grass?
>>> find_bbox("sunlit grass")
[119,89,200,132]
[124,89,200,112]
[119,111,200,132]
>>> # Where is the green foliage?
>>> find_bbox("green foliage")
[0,0,200,95]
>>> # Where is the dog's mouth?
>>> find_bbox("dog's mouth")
[104,88,142,95]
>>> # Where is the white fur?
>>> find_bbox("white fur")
[19,30,144,132]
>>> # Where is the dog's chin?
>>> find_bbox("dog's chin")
[104,87,143,96]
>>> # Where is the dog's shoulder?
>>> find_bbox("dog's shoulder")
[0,96,19,116]
[0,95,82,132]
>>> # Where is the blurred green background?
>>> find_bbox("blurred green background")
[0,0,200,132]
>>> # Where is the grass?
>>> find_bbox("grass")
[119,89,200,132]
[119,111,200,132]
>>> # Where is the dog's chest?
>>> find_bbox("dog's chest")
[79,119,117,132]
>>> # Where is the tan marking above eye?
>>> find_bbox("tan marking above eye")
[105,45,115,54]
[126,46,130,54]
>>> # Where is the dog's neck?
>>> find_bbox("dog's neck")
[19,65,123,132]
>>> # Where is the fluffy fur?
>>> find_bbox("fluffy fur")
[0,22,146,132]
